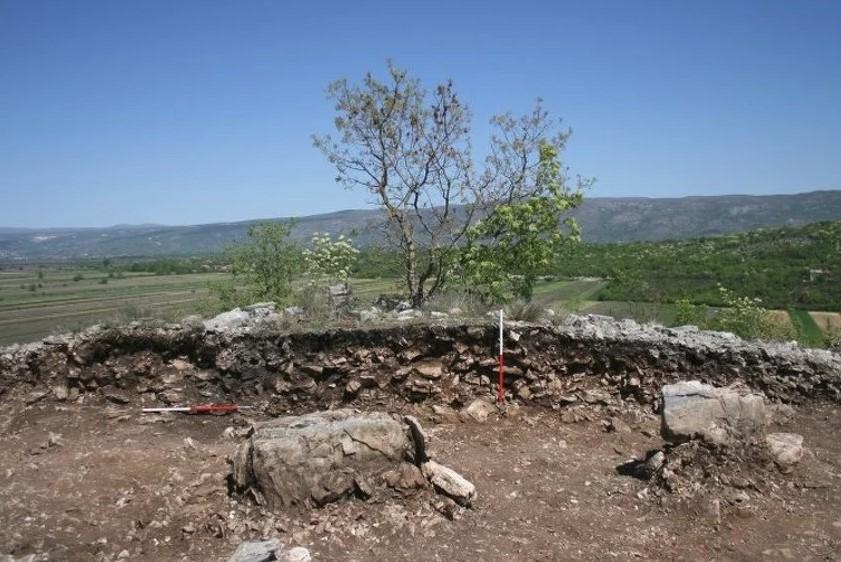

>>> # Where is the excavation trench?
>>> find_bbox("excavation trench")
[1,315,841,561]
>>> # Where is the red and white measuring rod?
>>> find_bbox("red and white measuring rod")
[497,309,505,403]
[141,403,254,415]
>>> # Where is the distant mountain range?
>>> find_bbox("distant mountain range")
[2,190,840,261]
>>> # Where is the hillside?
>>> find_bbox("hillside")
[556,220,841,311]
[1,190,840,261]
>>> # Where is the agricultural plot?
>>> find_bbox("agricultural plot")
[810,311,841,335]
[0,267,405,346]
[0,268,225,346]
[788,309,826,348]
[0,268,835,349]
[581,300,680,325]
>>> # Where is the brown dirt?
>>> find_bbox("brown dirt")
[2,400,841,561]
[810,311,841,335]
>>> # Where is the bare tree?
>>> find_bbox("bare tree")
[314,62,586,306]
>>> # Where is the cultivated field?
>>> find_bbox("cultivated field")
[0,267,838,348]
[0,267,223,346]
[0,267,407,346]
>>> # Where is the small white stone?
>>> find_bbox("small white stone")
[280,547,312,562]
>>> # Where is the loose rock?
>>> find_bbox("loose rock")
[421,460,476,506]
[766,432,804,473]
[604,416,632,433]
[280,547,312,562]
[226,539,282,562]
[463,398,496,423]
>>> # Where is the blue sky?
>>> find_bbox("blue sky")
[1,0,840,228]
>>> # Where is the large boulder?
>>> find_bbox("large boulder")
[232,410,413,509]
[231,409,477,511]
[661,381,768,444]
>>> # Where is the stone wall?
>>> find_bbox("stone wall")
[1,314,840,411]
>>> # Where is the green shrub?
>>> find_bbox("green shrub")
[674,298,706,326]
[218,222,300,306]
[708,287,794,341]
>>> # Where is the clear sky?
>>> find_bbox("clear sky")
[1,0,840,228]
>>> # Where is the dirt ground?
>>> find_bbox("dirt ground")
[2,399,841,561]
[810,312,841,335]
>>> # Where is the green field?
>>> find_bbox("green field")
[0,266,838,348]
[0,266,407,346]
[0,267,226,346]
[788,308,826,348]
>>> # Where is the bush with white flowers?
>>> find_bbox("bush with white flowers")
[302,232,360,283]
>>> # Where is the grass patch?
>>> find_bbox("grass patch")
[788,308,825,348]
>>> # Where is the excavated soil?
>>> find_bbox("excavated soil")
[2,398,841,561]
[2,317,841,560]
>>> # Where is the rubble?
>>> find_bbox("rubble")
[204,302,282,332]
[625,380,809,501]
[604,416,632,433]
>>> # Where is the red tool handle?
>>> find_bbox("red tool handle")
[189,403,240,414]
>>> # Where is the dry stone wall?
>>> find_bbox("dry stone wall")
[1,313,840,411]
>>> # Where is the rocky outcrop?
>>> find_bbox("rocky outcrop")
[231,410,475,510]
[232,410,412,509]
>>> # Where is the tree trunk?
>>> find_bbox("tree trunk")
[404,231,420,307]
